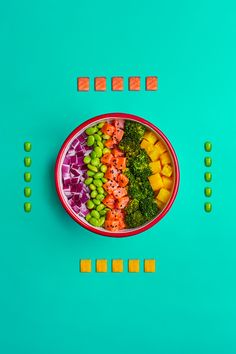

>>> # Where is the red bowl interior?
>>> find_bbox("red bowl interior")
[55,113,180,237]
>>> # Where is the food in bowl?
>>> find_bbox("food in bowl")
[58,115,178,234]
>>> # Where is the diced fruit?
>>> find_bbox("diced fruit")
[162,176,173,190]
[156,188,171,203]
[149,160,161,174]
[117,173,129,187]
[143,131,158,145]
[101,153,114,165]
[140,139,150,150]
[148,173,164,191]
[156,199,165,209]
[149,148,160,162]
[116,196,129,209]
[160,152,171,165]
[144,143,154,155]
[113,187,127,199]
[101,123,115,136]
[103,194,116,209]
[112,157,126,170]
[154,141,167,155]
[161,164,173,177]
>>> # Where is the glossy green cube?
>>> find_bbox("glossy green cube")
[24,142,32,152]
[24,202,31,212]
[24,172,31,182]
[204,202,212,213]
[24,157,31,167]
[204,141,212,152]
[24,187,31,198]
[204,172,212,182]
[204,157,212,167]
[204,187,212,197]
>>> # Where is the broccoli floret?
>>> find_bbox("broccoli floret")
[129,149,152,178]
[125,210,146,228]
[119,137,140,158]
[139,198,159,221]
[125,199,139,214]
[125,121,146,143]
[140,178,155,199]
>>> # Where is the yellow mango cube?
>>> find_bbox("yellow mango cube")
[128,259,140,273]
[160,152,171,165]
[140,139,149,150]
[148,173,164,191]
[156,199,165,209]
[144,259,156,273]
[154,140,167,155]
[162,176,173,190]
[80,260,92,273]
[149,147,160,162]
[96,259,108,273]
[161,164,173,177]
[149,160,162,174]
[157,188,171,203]
[112,259,123,273]
[143,131,158,145]
[144,143,154,155]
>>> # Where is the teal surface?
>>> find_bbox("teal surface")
[1,1,236,353]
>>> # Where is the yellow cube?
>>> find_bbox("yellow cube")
[157,188,171,203]
[80,259,92,273]
[148,173,164,191]
[128,259,140,273]
[149,160,162,174]
[149,147,160,162]
[156,199,165,209]
[160,152,171,165]
[143,131,158,145]
[140,139,149,150]
[112,259,123,273]
[154,140,167,155]
[162,176,173,190]
[161,164,173,177]
[96,259,107,273]
[144,259,156,273]
[144,143,154,155]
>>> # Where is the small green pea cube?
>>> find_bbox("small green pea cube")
[24,202,31,212]
[24,157,31,167]
[24,187,31,197]
[204,202,212,213]
[24,172,31,182]
[204,141,212,152]
[24,142,32,152]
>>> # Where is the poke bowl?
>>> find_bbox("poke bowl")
[55,113,180,237]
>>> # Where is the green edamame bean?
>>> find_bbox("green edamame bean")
[87,200,95,209]
[93,199,101,205]
[24,142,31,152]
[91,157,100,167]
[204,187,212,197]
[94,172,104,179]
[91,151,97,159]
[99,209,107,216]
[102,177,107,183]
[91,190,98,198]
[87,136,95,146]
[96,141,104,149]
[85,213,92,221]
[85,127,97,135]
[96,193,105,201]
[87,164,98,172]
[204,172,212,182]
[89,184,96,191]
[94,147,103,158]
[97,187,104,194]
[24,172,31,182]
[100,165,107,173]
[94,134,102,142]
[87,170,95,177]
[103,147,111,154]
[85,177,93,185]
[204,141,212,152]
[93,179,103,187]
[24,157,31,167]
[204,157,212,167]
[91,210,100,219]
[97,130,103,135]
[97,216,105,227]
[24,187,31,197]
[204,202,212,212]
[102,134,110,140]
[98,122,105,128]
[83,156,91,164]
[89,217,99,226]
[96,203,105,212]
[24,202,31,212]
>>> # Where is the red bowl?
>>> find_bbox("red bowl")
[55,113,180,237]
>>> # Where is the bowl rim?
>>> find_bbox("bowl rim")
[55,112,180,237]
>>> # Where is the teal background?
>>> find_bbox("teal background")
[1,1,236,353]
